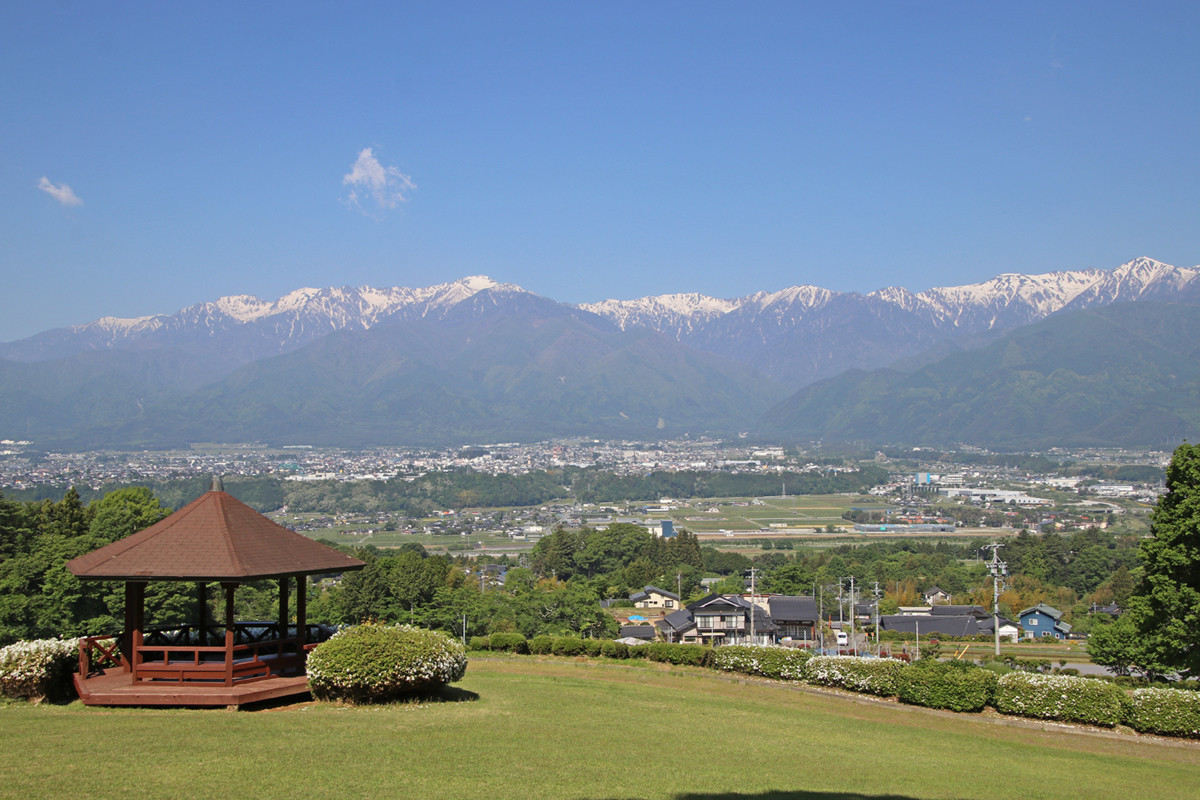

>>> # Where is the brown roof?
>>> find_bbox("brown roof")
[67,490,365,581]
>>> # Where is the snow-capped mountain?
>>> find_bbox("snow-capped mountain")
[2,257,1199,450]
[0,276,530,365]
[2,258,1197,390]
[578,293,738,339]
[582,258,1200,386]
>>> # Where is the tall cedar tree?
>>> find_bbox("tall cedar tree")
[1136,442,1200,677]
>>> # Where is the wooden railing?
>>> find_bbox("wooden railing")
[78,635,124,678]
[79,623,338,686]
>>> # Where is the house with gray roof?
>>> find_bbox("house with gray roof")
[1018,604,1072,640]
[630,585,681,609]
[686,594,776,646]
[767,595,819,642]
[880,614,983,638]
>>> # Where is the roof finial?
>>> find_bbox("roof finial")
[211,475,225,493]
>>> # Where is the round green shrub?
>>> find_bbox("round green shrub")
[529,635,554,654]
[627,643,649,659]
[488,632,529,653]
[468,635,490,652]
[583,639,603,657]
[306,623,467,704]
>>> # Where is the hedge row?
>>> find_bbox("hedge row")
[711,645,812,680]
[1125,687,1200,737]
[895,661,997,713]
[480,634,1200,739]
[805,655,906,696]
[994,672,1127,727]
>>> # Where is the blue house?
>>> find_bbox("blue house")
[1018,604,1072,639]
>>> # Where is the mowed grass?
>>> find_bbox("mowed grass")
[2,659,1197,800]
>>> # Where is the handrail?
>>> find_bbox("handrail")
[80,623,338,685]
[78,635,124,677]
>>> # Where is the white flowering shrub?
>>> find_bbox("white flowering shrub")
[306,622,467,704]
[710,645,811,680]
[0,637,81,703]
[994,672,1127,727]
[803,655,905,696]
[1124,687,1200,738]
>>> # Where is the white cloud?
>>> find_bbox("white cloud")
[37,177,83,207]
[342,147,415,212]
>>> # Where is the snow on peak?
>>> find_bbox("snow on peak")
[579,292,736,332]
[745,284,836,311]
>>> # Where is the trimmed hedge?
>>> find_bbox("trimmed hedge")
[488,632,529,654]
[1125,687,1200,738]
[0,637,80,703]
[600,641,628,659]
[896,661,997,712]
[551,637,585,657]
[804,655,905,696]
[468,635,490,651]
[994,672,1127,727]
[583,639,603,657]
[529,635,554,655]
[641,642,710,666]
[306,623,467,704]
[711,645,813,680]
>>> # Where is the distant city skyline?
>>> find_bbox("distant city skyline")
[3,2,1198,342]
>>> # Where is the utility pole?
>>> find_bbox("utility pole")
[847,576,857,656]
[817,584,824,651]
[983,543,1008,658]
[872,582,882,655]
[746,567,760,645]
[840,576,856,655]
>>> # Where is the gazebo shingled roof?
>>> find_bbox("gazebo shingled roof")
[67,488,365,581]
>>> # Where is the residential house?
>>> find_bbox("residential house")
[923,586,951,605]
[630,585,681,610]
[656,608,698,644]
[767,595,819,642]
[880,614,982,638]
[618,625,655,643]
[1018,604,1072,639]
[687,593,776,646]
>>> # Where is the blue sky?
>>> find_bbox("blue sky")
[2,2,1198,342]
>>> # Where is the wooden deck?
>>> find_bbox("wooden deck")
[74,668,312,709]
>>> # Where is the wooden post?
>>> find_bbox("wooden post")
[296,574,308,655]
[196,582,209,645]
[278,576,290,663]
[223,583,237,686]
[126,582,146,683]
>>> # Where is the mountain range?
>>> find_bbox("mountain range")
[2,257,1197,449]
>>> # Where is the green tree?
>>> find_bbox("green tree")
[88,487,171,543]
[1130,442,1200,677]
[1086,613,1153,677]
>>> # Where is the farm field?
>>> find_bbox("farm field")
[1,659,1195,800]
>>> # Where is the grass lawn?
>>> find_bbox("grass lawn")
[2,659,1196,800]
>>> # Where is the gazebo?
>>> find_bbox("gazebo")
[66,479,364,708]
